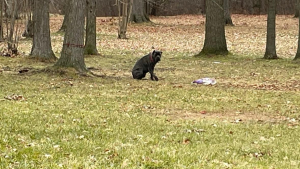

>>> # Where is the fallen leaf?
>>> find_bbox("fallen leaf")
[182,138,191,144]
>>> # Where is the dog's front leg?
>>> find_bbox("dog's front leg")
[148,67,158,81]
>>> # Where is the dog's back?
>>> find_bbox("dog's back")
[132,54,150,71]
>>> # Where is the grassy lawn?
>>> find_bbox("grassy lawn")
[1,15,300,168]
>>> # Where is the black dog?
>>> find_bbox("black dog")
[132,50,162,81]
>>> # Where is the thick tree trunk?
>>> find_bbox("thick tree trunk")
[264,0,278,59]
[84,0,98,55]
[224,0,234,26]
[55,0,87,73]
[59,0,69,32]
[130,0,149,23]
[295,0,299,17]
[197,0,228,56]
[30,0,56,60]
[294,0,300,60]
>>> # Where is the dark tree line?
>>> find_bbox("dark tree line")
[2,0,300,74]
[48,0,296,16]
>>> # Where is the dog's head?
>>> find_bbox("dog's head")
[152,50,162,63]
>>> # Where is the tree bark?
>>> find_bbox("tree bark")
[118,0,132,39]
[0,0,3,41]
[55,0,87,73]
[7,0,18,54]
[22,0,33,38]
[30,0,56,60]
[197,0,228,56]
[295,0,299,17]
[130,0,149,23]
[22,18,33,38]
[84,0,98,55]
[264,0,278,59]
[224,0,234,26]
[59,0,70,32]
[118,1,128,39]
[294,0,300,60]
[4,0,12,18]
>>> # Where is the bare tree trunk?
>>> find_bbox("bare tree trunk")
[30,0,56,61]
[22,18,33,38]
[59,0,69,32]
[224,0,234,26]
[197,0,228,56]
[130,0,149,23]
[294,0,300,60]
[7,0,18,54]
[22,0,33,38]
[295,0,299,17]
[4,0,12,18]
[264,0,278,59]
[119,1,128,39]
[84,0,98,55]
[118,0,132,39]
[55,0,87,73]
[0,0,3,41]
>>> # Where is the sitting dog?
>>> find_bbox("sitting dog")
[132,50,162,81]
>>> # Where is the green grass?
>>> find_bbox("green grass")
[1,52,300,168]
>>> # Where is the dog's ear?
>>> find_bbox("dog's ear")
[152,50,156,55]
